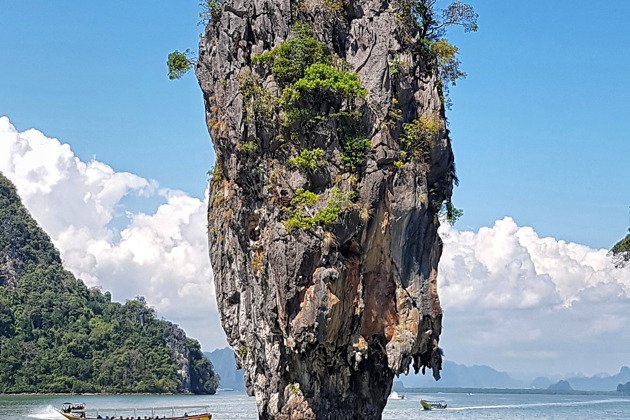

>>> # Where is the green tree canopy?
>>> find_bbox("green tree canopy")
[199,1,222,25]
[167,49,196,80]
[401,0,478,103]
[168,1,223,80]
[410,0,478,40]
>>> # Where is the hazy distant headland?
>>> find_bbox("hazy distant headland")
[395,360,630,392]
[206,346,630,394]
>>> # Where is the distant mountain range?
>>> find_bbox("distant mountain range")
[207,347,630,393]
[557,366,630,391]
[397,360,630,391]
[398,360,525,389]
[205,347,246,391]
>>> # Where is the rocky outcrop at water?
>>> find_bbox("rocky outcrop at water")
[197,1,455,418]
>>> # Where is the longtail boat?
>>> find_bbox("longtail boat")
[420,399,447,410]
[58,403,212,420]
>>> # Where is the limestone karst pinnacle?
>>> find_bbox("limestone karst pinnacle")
[197,1,456,418]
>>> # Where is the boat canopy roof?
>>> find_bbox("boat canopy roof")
[64,405,210,414]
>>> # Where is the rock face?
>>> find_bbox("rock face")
[197,1,455,418]
[163,321,193,393]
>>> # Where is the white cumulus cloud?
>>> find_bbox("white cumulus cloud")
[0,116,226,349]
[437,218,630,377]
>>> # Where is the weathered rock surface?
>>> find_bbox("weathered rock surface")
[163,320,193,393]
[197,1,455,418]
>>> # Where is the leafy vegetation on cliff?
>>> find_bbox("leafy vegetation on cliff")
[168,1,221,79]
[395,0,477,107]
[250,24,369,231]
[611,230,630,268]
[254,24,367,135]
[610,206,630,268]
[167,49,196,80]
[0,173,218,394]
[199,0,222,25]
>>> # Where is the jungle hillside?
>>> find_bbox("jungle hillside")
[0,172,218,394]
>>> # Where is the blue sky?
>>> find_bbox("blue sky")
[1,0,213,198]
[3,1,628,249]
[2,1,630,377]
[445,0,630,249]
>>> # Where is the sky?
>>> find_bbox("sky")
[1,1,630,380]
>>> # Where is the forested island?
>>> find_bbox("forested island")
[0,172,218,394]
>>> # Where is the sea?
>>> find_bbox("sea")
[3,391,630,420]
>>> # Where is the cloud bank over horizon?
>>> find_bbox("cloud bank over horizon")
[438,218,630,376]
[1,115,629,377]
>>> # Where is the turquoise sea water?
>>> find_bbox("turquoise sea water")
[3,391,630,420]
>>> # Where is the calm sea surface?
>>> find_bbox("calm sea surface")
[2,391,630,420]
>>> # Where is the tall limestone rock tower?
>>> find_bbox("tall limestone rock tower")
[196,1,458,418]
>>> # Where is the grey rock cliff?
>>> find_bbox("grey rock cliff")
[197,1,455,418]
[163,321,192,393]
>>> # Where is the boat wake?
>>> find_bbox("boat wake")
[448,399,630,411]
[28,405,65,419]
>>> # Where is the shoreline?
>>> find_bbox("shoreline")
[2,388,627,397]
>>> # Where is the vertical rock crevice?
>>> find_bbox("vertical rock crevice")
[197,1,455,418]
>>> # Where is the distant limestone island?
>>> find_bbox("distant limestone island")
[541,366,630,392]
[205,348,246,391]
[388,360,630,393]
[0,172,218,394]
[617,380,630,395]
[204,349,630,394]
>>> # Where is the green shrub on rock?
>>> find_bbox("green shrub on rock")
[288,149,326,170]
[253,24,328,86]
[400,114,441,162]
[166,49,195,80]
[283,188,354,233]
